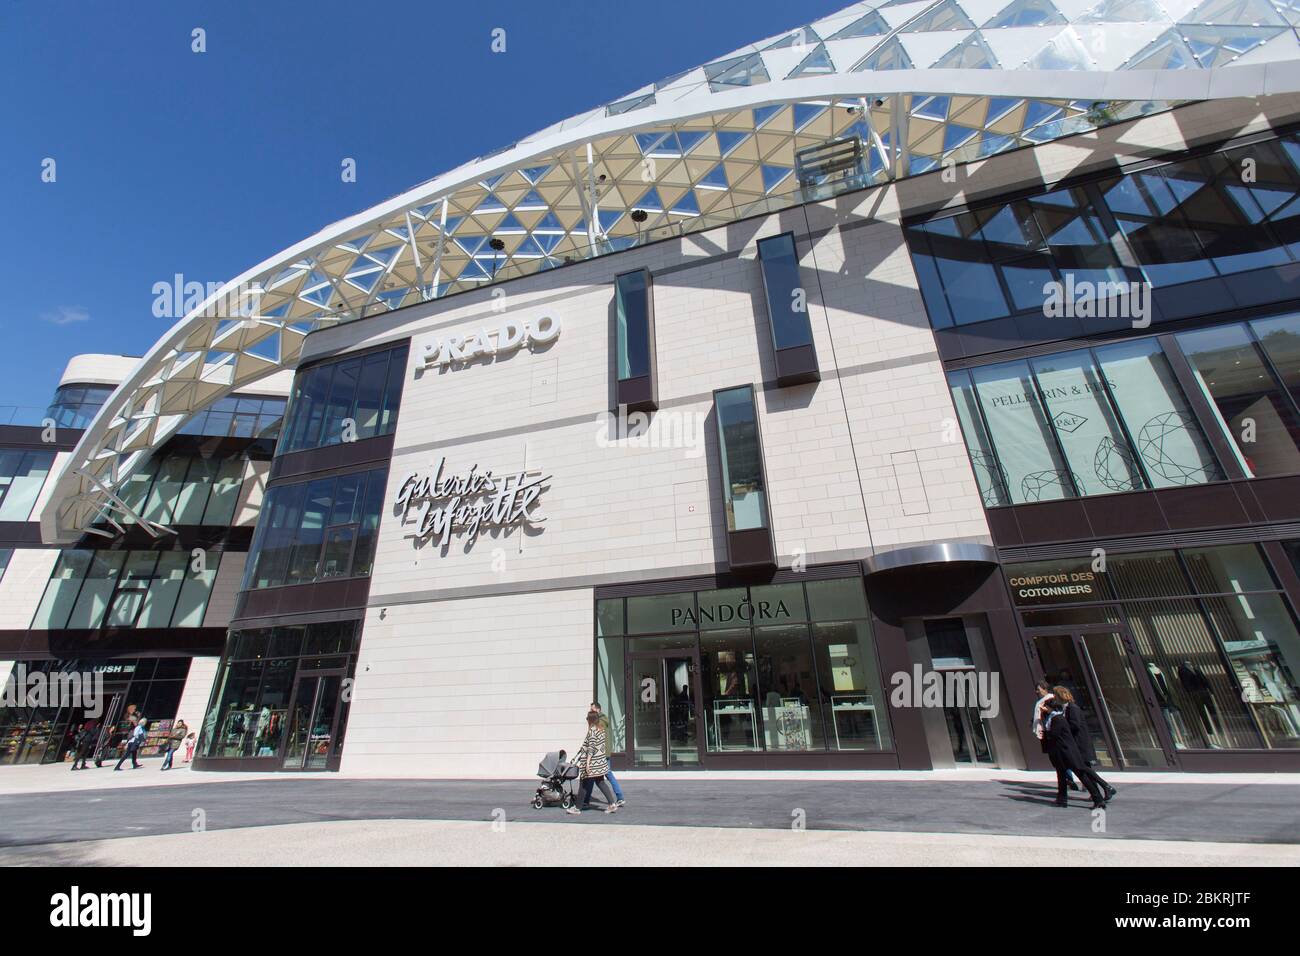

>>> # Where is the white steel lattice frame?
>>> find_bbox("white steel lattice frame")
[41,0,1300,542]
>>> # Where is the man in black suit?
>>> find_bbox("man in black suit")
[1054,685,1117,805]
[1041,698,1106,809]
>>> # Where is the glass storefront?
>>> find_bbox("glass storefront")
[279,342,408,454]
[1009,544,1300,765]
[595,576,892,765]
[200,619,360,770]
[0,658,191,765]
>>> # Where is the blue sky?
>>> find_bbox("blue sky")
[0,0,844,409]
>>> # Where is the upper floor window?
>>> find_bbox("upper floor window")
[757,233,814,349]
[906,130,1300,331]
[715,385,769,532]
[279,343,408,455]
[0,449,55,522]
[949,336,1222,506]
[177,395,286,440]
[44,385,114,429]
[614,269,658,412]
[242,466,387,590]
[114,454,246,527]
[1177,314,1300,478]
[30,549,221,630]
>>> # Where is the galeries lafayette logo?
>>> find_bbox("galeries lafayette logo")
[395,458,550,548]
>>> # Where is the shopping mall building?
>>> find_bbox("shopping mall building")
[9,1,1300,775]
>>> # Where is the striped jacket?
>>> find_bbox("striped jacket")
[578,727,610,779]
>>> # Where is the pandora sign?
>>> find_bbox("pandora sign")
[419,313,560,369]
[395,458,550,548]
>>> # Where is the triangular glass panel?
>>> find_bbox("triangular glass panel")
[1183,0,1286,26]
[442,216,463,235]
[533,212,566,233]
[365,246,398,267]
[479,172,508,191]
[1078,0,1170,22]
[852,36,914,70]
[345,270,381,294]
[1025,30,1094,70]
[456,235,487,255]
[521,165,552,184]
[1122,30,1196,69]
[669,191,701,216]
[704,53,770,91]
[475,192,507,214]
[830,10,890,38]
[1182,25,1285,65]
[761,165,794,193]
[636,131,674,155]
[607,93,656,116]
[788,44,836,77]
[986,97,1022,124]
[913,95,951,120]
[631,187,665,213]
[1024,99,1066,128]
[596,209,624,232]
[983,0,1067,27]
[934,32,1000,68]
[765,26,822,48]
[793,102,827,130]
[753,104,784,128]
[515,190,548,209]
[534,232,566,254]
[901,0,976,32]
[514,236,547,258]
[676,130,709,154]
[977,132,1015,156]
[717,130,750,155]
[495,213,527,234]
[943,125,981,151]
[697,163,730,189]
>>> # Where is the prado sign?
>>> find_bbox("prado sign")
[396,458,550,548]
[419,313,560,370]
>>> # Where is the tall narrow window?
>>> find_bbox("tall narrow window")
[614,269,658,412]
[714,385,775,570]
[757,232,820,385]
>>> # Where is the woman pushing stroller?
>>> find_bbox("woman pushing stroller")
[567,712,619,815]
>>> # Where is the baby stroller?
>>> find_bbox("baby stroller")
[532,749,581,810]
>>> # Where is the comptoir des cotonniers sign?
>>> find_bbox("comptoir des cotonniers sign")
[395,458,550,548]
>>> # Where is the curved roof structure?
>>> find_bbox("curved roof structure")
[41,0,1300,542]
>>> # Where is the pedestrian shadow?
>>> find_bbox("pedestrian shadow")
[998,779,1060,805]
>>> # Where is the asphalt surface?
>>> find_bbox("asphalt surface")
[1,776,1297,848]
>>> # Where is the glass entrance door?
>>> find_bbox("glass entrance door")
[282,672,346,771]
[941,698,995,764]
[1029,627,1174,768]
[628,654,702,768]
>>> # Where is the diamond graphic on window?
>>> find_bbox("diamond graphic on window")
[1052,411,1088,433]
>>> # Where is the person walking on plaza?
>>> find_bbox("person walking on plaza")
[183,731,197,763]
[114,714,146,771]
[1033,679,1077,792]
[567,713,619,815]
[71,722,96,771]
[1054,686,1117,804]
[161,719,188,771]
[583,702,625,809]
[1041,697,1105,809]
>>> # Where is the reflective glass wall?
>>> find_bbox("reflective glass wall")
[0,449,55,521]
[30,549,221,630]
[241,466,387,589]
[279,342,408,454]
[907,130,1300,328]
[948,313,1300,505]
